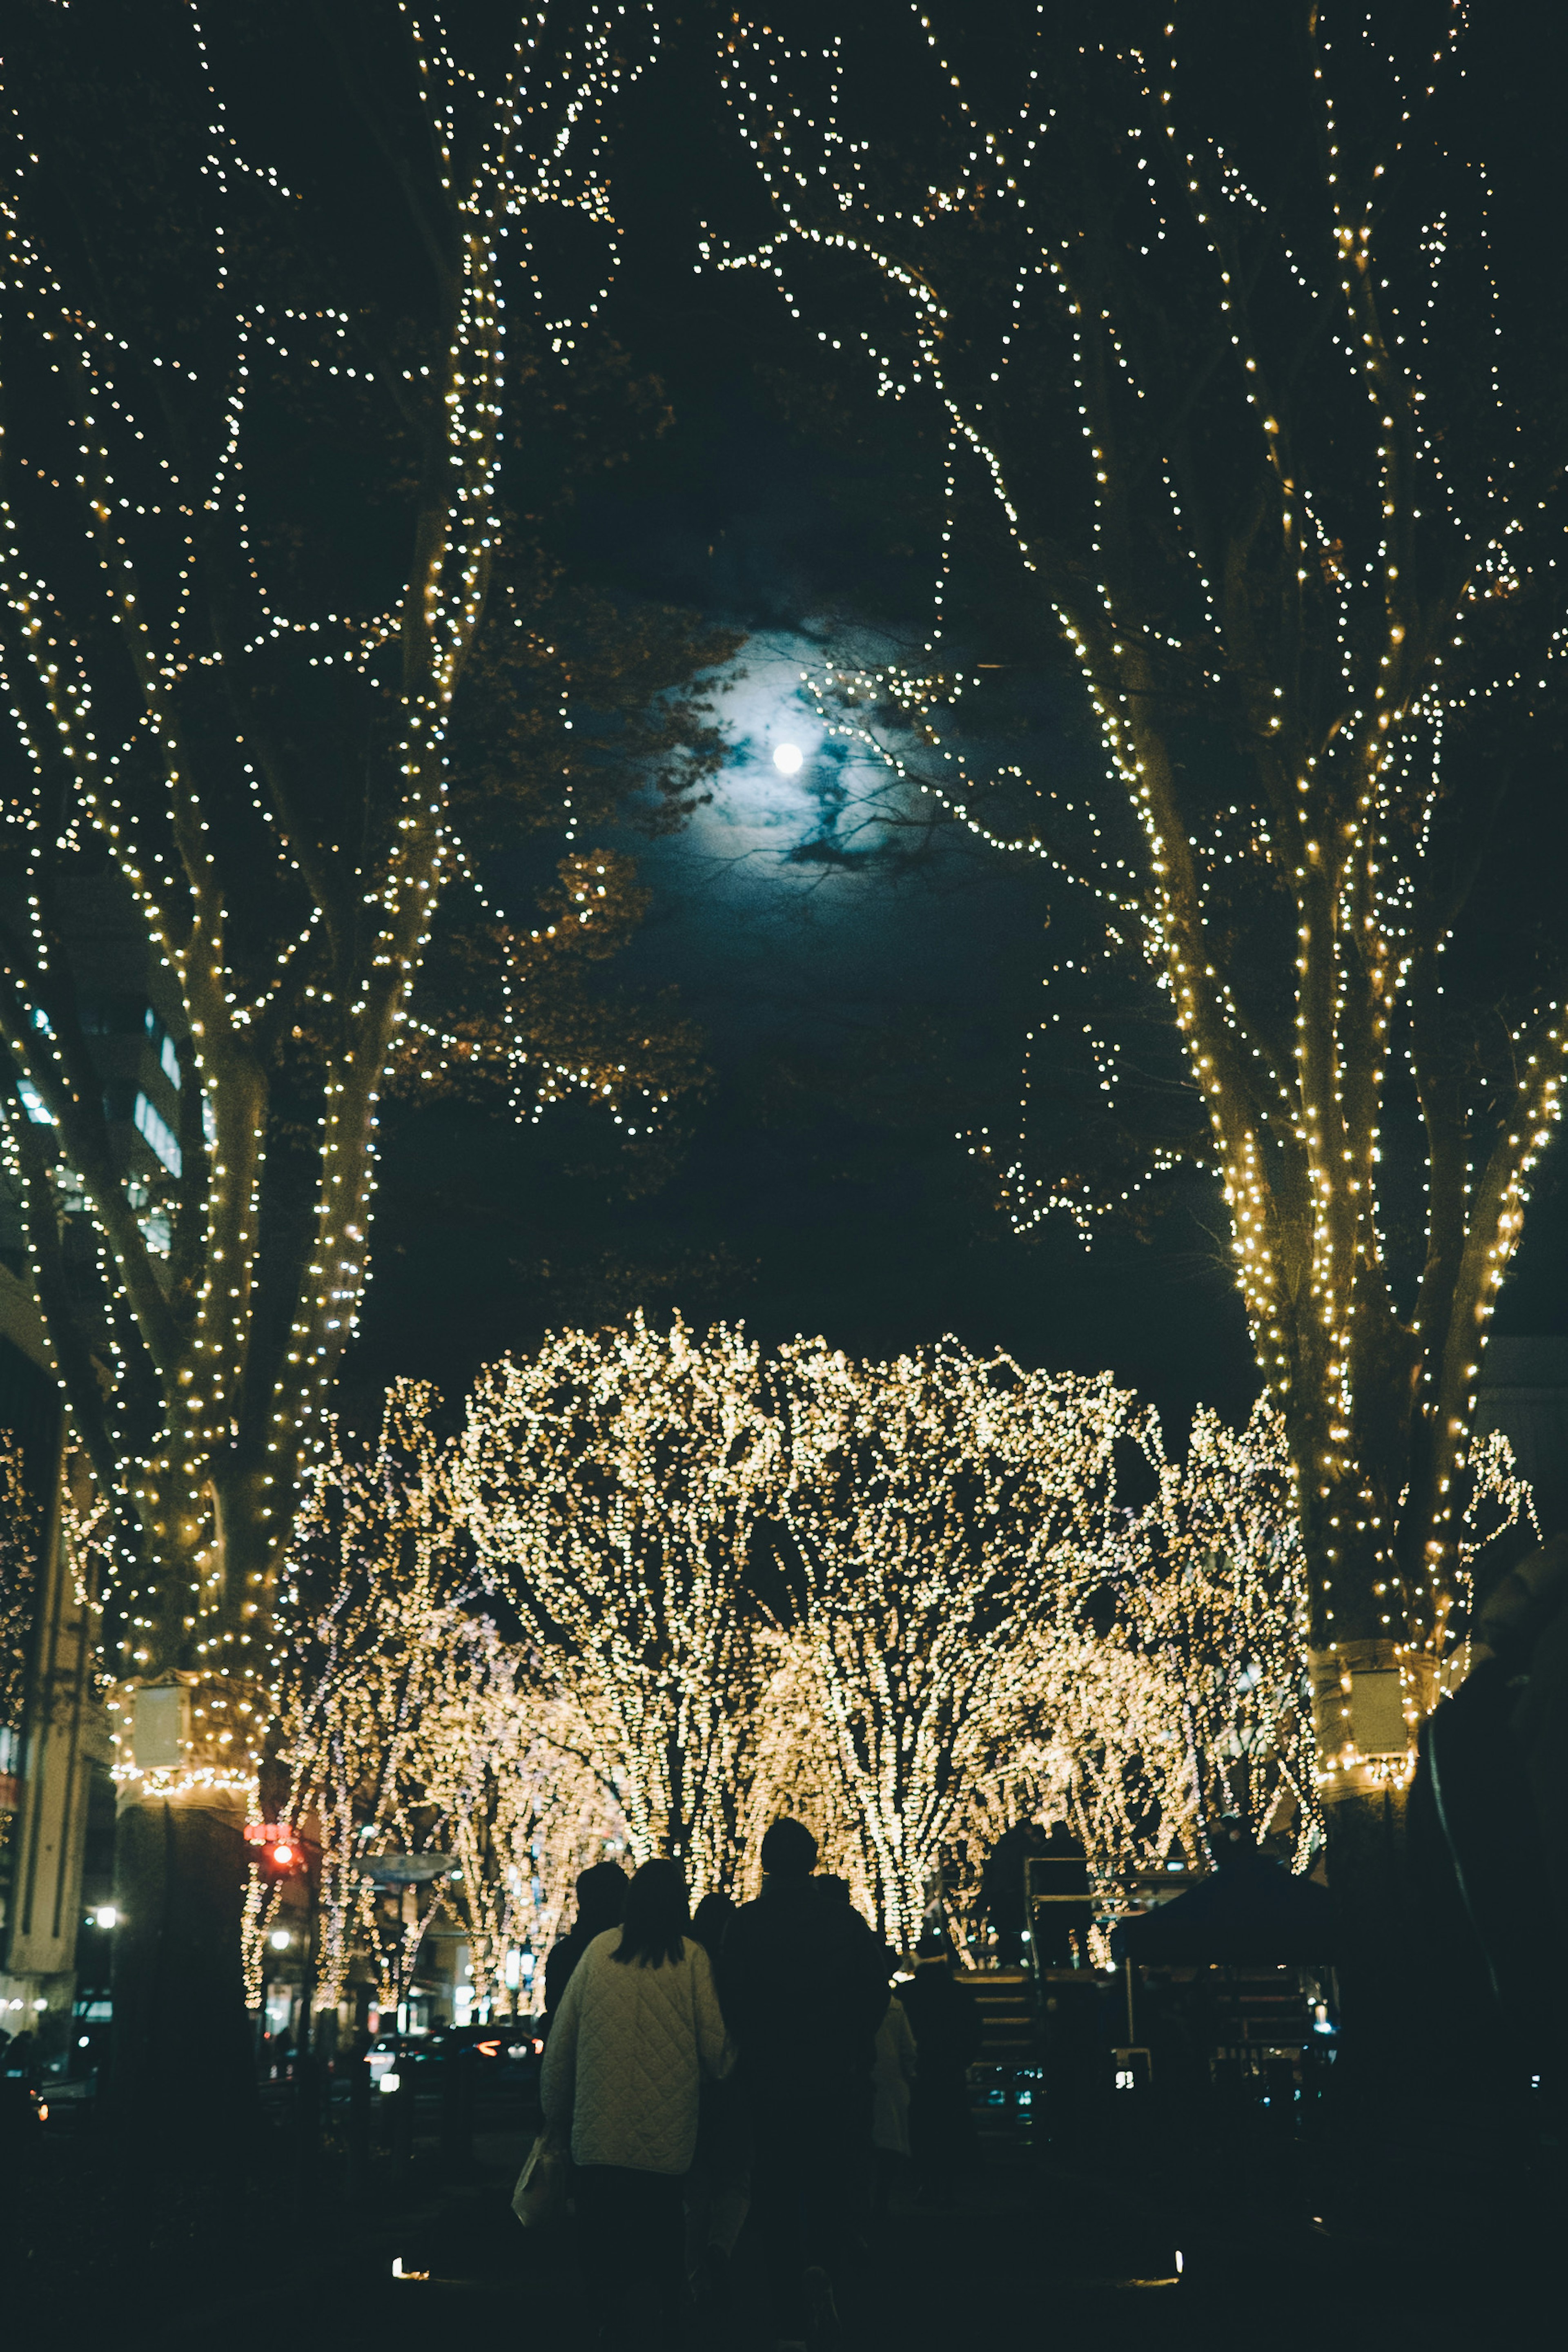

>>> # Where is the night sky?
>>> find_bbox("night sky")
[345,6,1568,1442]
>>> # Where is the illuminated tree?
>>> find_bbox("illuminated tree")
[717,4,1568,2007]
[296,1344,1532,1991]
[972,1624,1191,1953]
[741,1629,885,1915]
[458,1312,777,1897]
[0,0,677,1705]
[0,0,681,2131]
[1119,1400,1323,1869]
[425,1688,628,2020]
[276,1380,624,2019]
[769,1338,1145,1946]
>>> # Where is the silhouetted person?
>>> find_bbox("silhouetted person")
[979,1819,1051,1965]
[544,1859,630,2022]
[542,1858,730,2350]
[870,1952,918,2214]
[724,1819,888,2345]
[1030,1819,1091,1965]
[686,1891,750,2303]
[898,1935,982,2204]
[1211,1811,1258,1869]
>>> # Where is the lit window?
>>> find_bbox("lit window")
[134,1092,182,1177]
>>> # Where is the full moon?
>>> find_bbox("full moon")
[773,741,804,775]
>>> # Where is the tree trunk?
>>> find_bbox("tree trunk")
[1319,1782,1421,2082]
[1310,1641,1438,2092]
[109,1795,257,2158]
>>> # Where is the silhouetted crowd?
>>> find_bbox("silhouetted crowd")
[538,1817,982,2350]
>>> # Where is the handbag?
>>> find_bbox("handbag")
[511,2127,568,2230]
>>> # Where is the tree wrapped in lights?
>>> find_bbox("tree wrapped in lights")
[0,0,675,1703]
[1117,1400,1323,1870]
[428,1689,628,2018]
[717,8,1568,2005]
[970,1624,1194,1940]
[0,0,681,2120]
[276,1380,624,2018]
[768,1338,1147,1947]
[740,1627,884,1916]
[458,1313,777,1897]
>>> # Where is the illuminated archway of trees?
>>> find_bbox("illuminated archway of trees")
[248,1321,1532,1996]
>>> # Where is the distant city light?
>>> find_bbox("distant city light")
[94,1905,118,1929]
[773,742,804,774]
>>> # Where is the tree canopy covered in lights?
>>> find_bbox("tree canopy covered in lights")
[265,1322,1515,1974]
[765,1337,1143,1944]
[272,1379,624,2016]
[458,1313,776,1897]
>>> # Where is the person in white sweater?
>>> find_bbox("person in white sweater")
[542,1858,732,2344]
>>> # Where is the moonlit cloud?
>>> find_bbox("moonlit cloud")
[677,628,918,888]
[615,625,1048,1048]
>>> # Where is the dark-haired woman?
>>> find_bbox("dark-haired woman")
[542,1858,731,2346]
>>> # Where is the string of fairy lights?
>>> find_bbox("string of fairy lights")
[0,1434,37,1742]
[0,5,664,1755]
[706,5,1568,1751]
[214,1318,1527,2010]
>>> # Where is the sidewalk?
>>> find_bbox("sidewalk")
[200,2117,1554,2352]
[18,2083,1557,2352]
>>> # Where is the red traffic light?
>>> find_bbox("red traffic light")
[245,1822,306,1877]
